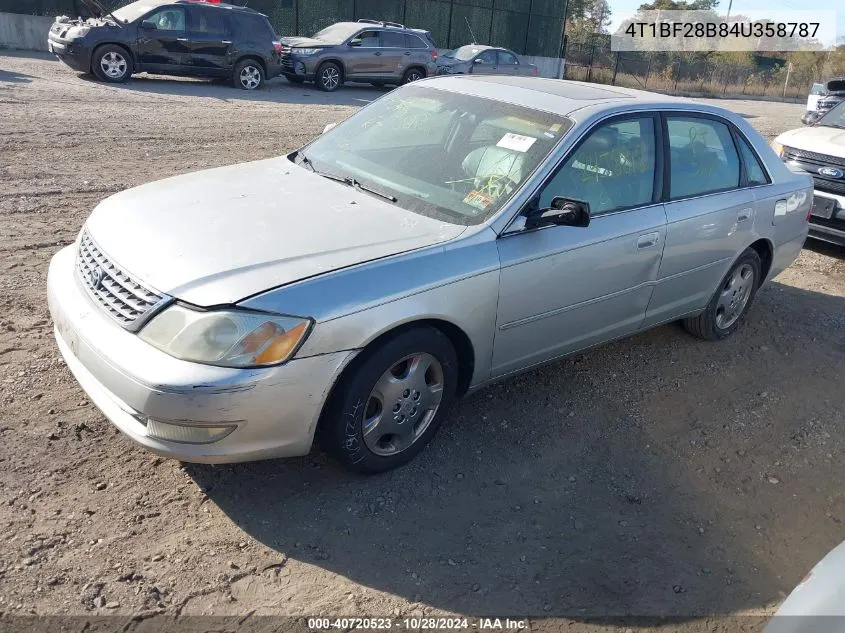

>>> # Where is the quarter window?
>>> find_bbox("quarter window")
[538,117,656,215]
[667,116,740,198]
[735,134,768,186]
[405,34,427,48]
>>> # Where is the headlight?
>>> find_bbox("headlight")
[771,141,785,159]
[293,48,320,56]
[66,25,90,38]
[139,305,312,368]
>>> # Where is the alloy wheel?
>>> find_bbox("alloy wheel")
[240,65,261,90]
[100,51,127,79]
[321,66,340,90]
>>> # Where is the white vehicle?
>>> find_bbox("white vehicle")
[801,79,845,126]
[773,101,845,247]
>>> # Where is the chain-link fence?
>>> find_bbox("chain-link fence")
[1,0,567,56]
[564,38,818,100]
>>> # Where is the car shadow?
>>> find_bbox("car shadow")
[79,73,381,106]
[187,281,845,619]
[0,69,34,84]
[805,237,845,259]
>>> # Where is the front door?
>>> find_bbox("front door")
[185,6,232,76]
[470,49,499,75]
[493,115,667,377]
[137,6,188,71]
[345,30,382,79]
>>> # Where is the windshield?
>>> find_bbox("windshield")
[453,46,485,61]
[312,23,360,44]
[818,101,845,128]
[112,1,159,23]
[299,85,572,226]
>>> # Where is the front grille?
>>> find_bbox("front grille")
[783,147,845,169]
[815,177,845,195]
[279,46,294,70]
[76,228,167,330]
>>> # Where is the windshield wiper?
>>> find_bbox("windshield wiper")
[295,152,397,203]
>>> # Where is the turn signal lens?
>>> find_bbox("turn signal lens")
[771,141,785,159]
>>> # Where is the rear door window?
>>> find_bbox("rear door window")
[381,31,406,48]
[498,50,518,65]
[666,116,741,199]
[189,7,229,37]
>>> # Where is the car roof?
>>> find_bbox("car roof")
[172,0,261,14]
[332,20,419,32]
[422,75,696,118]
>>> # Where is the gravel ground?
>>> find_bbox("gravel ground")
[1,51,844,628]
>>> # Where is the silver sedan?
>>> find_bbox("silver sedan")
[47,75,812,473]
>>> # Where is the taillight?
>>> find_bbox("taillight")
[430,49,438,61]
[273,41,282,53]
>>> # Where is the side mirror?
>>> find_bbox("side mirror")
[525,197,591,230]
[140,20,157,30]
[473,58,483,63]
[349,39,361,47]
[322,122,338,134]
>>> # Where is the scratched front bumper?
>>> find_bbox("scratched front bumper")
[47,245,354,463]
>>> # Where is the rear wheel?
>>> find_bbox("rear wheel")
[683,248,762,341]
[92,45,133,83]
[316,62,342,92]
[233,59,264,90]
[402,67,425,84]
[319,326,458,473]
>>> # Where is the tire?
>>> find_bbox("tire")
[233,59,264,90]
[319,326,459,474]
[402,67,425,84]
[683,248,762,341]
[91,44,133,83]
[286,76,305,84]
[316,61,342,92]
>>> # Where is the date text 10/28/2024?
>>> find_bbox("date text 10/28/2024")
[308,617,528,630]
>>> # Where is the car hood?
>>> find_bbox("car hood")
[85,157,466,307]
[777,126,845,157]
[77,0,108,18]
[280,37,331,48]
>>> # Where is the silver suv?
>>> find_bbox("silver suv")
[279,19,438,91]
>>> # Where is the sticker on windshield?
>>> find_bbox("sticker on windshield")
[497,133,537,153]
[463,190,494,212]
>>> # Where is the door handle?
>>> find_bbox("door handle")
[637,232,660,249]
[374,51,382,56]
[404,51,411,55]
[737,208,753,222]
[221,40,232,45]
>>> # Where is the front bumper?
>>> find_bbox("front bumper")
[809,190,845,247]
[47,35,92,73]
[47,245,355,463]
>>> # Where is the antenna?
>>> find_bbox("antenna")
[464,17,478,44]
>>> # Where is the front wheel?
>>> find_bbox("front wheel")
[683,248,762,341]
[233,59,264,90]
[92,45,133,83]
[316,62,342,92]
[319,326,458,473]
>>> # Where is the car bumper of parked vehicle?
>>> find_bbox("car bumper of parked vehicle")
[809,190,845,247]
[47,245,355,464]
[47,37,92,73]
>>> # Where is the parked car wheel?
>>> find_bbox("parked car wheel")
[683,248,762,341]
[319,326,458,473]
[234,59,264,90]
[402,67,425,84]
[91,45,133,83]
[316,62,343,92]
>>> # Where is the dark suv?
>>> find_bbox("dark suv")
[279,20,438,91]
[47,0,282,90]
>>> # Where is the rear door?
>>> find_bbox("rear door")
[378,30,409,78]
[137,6,188,71]
[496,50,521,75]
[185,6,232,76]
[405,33,432,74]
[643,113,754,327]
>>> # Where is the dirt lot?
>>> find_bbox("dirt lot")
[1,51,844,629]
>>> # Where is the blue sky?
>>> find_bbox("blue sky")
[607,0,844,46]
